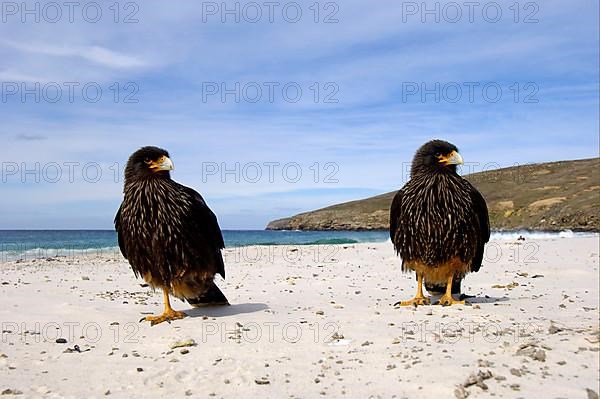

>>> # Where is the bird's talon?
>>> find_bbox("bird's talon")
[395,296,431,307]
[438,295,465,306]
[142,310,187,326]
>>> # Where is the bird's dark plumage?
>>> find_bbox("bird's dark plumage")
[390,140,489,305]
[115,146,228,322]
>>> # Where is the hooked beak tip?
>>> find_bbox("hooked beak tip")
[160,157,174,171]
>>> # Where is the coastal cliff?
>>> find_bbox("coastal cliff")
[266,158,600,232]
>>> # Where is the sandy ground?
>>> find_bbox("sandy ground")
[1,237,599,399]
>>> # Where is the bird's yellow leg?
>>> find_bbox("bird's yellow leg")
[438,275,465,306]
[141,289,187,326]
[395,273,430,307]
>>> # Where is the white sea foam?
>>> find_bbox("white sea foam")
[1,246,121,262]
[490,229,597,240]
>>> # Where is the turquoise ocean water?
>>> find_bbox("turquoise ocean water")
[0,230,389,261]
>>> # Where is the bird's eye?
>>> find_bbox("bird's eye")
[144,158,152,164]
[434,152,441,158]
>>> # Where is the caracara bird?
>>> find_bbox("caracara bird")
[390,140,489,306]
[115,146,228,325]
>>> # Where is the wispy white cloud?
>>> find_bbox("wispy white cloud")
[1,39,147,69]
[0,69,50,83]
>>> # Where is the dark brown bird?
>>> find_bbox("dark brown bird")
[115,146,228,325]
[389,140,489,306]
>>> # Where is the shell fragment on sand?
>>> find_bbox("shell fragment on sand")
[169,339,197,350]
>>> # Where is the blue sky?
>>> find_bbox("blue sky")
[0,0,598,229]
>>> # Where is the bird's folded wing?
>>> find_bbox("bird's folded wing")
[389,189,404,252]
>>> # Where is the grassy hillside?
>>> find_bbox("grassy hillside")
[266,158,600,232]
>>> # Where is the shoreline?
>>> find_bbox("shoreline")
[266,227,600,233]
[1,231,598,264]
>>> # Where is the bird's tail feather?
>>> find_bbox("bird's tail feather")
[186,281,229,307]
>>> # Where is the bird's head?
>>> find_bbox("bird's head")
[124,146,174,183]
[411,140,464,177]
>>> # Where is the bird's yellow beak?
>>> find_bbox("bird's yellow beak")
[149,156,175,172]
[438,150,464,166]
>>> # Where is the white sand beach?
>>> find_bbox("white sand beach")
[1,237,599,398]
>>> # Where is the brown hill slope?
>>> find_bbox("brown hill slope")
[266,158,600,231]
